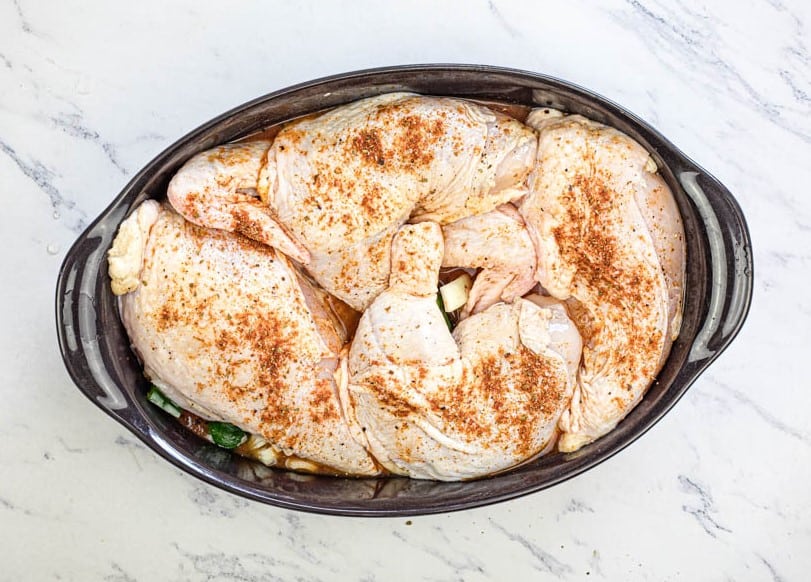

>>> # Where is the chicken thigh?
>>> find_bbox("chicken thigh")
[169,93,537,310]
[346,222,581,480]
[520,113,685,453]
[109,201,378,475]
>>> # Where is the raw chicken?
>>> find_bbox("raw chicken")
[113,96,689,479]
[110,201,378,476]
[168,93,537,310]
[165,140,309,264]
[346,222,581,480]
[441,203,537,316]
[520,113,685,453]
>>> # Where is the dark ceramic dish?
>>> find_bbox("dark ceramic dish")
[55,65,752,516]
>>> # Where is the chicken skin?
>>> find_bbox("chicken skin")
[346,222,581,480]
[520,113,685,452]
[110,95,689,478]
[440,204,537,317]
[110,201,378,475]
[168,93,537,310]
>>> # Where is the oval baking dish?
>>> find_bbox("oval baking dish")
[55,65,753,516]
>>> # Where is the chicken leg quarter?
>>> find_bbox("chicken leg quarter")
[110,201,379,475]
[346,222,582,480]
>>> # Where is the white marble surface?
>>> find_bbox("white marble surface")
[1,0,809,579]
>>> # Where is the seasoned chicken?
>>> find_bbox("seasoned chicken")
[520,113,685,453]
[112,95,690,480]
[165,140,309,264]
[169,93,537,310]
[441,203,537,316]
[346,222,581,480]
[110,201,378,475]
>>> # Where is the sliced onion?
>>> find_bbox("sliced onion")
[439,273,472,312]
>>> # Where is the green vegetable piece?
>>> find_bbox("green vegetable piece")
[146,385,181,418]
[209,422,247,449]
[436,293,454,332]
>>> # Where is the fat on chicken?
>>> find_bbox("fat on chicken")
[109,201,378,475]
[345,222,582,480]
[168,93,537,311]
[520,112,685,453]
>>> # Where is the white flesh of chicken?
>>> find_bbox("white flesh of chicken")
[111,202,378,475]
[169,93,537,310]
[520,113,685,452]
[346,222,581,480]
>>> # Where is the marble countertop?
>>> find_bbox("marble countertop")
[2,0,809,579]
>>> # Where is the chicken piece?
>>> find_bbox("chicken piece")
[520,113,685,453]
[441,203,537,316]
[346,223,581,480]
[110,201,378,476]
[638,167,686,346]
[166,140,309,264]
[169,93,537,310]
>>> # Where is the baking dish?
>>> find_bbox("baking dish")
[55,65,753,516]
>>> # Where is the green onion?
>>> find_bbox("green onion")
[436,293,454,332]
[208,421,247,449]
[146,385,181,418]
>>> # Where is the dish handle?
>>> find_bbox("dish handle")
[55,208,151,437]
[679,170,753,365]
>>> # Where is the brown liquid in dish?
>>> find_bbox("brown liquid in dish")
[468,99,531,122]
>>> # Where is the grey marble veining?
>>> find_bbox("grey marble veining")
[1,0,809,580]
